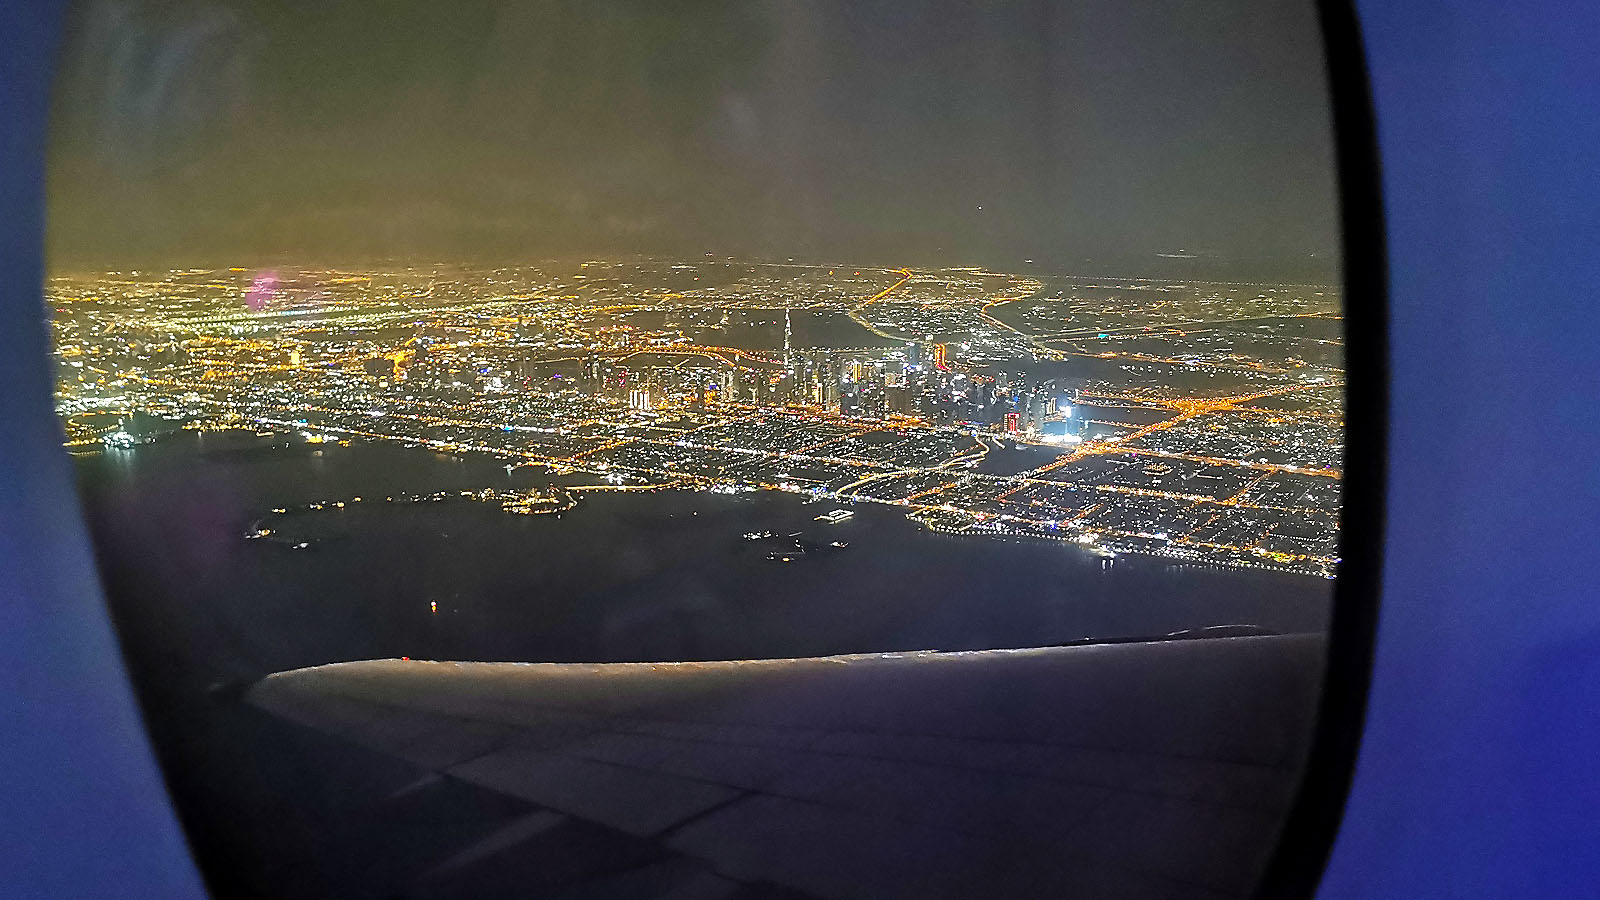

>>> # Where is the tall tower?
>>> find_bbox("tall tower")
[782,306,796,402]
[783,307,793,372]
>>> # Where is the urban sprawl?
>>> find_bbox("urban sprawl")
[53,260,1344,577]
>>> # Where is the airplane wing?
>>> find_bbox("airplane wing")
[248,634,1324,900]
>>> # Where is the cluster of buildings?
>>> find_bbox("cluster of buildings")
[50,260,1345,577]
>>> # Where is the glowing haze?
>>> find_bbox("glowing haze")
[48,0,1338,279]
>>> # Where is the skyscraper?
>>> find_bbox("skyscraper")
[783,307,793,373]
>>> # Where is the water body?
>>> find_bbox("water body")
[77,431,1331,685]
[75,431,1333,898]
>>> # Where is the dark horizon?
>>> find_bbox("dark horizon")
[47,0,1339,281]
[45,250,1341,287]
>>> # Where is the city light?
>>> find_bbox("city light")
[52,261,1343,577]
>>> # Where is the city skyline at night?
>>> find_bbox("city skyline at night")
[54,258,1342,578]
[42,3,1350,896]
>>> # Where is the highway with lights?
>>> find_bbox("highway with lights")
[52,259,1344,576]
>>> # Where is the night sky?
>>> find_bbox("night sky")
[47,0,1339,278]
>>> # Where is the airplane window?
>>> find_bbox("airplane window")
[48,1,1363,897]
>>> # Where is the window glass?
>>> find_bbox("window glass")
[50,2,1347,898]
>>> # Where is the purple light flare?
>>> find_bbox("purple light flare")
[245,271,279,311]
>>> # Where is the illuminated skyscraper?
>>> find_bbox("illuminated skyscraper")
[783,307,793,372]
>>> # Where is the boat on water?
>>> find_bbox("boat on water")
[244,519,314,550]
[815,509,854,524]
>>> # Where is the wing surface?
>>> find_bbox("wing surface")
[249,634,1324,900]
